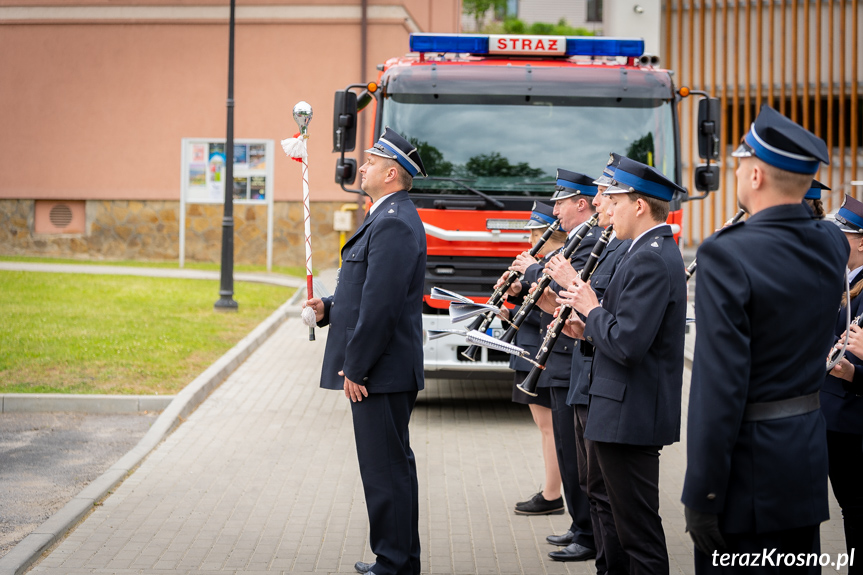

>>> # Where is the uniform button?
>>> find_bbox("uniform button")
[586,336,593,342]
[563,346,569,352]
[706,493,716,500]
[363,377,369,381]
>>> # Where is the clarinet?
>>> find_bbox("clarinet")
[518,226,613,396]
[461,219,561,361]
[684,209,745,281]
[497,213,600,345]
[827,315,862,370]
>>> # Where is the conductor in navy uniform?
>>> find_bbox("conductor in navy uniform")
[558,157,688,574]
[304,128,427,575]
[681,106,849,573]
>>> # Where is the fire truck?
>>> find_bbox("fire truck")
[331,33,720,375]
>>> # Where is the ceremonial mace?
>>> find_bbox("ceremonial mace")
[281,101,316,341]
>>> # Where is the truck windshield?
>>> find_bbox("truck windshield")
[381,94,676,197]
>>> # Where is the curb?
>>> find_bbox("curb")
[0,394,174,413]
[0,301,303,575]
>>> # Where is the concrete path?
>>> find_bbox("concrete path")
[15,317,846,575]
[0,262,305,290]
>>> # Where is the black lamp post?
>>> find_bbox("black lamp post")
[215,0,238,312]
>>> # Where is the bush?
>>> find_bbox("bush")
[496,17,595,36]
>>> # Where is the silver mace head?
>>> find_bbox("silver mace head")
[293,101,313,136]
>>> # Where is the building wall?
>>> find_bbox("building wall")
[0,1,461,265]
[516,0,602,31]
[0,199,349,267]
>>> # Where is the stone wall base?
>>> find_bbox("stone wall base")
[0,199,360,269]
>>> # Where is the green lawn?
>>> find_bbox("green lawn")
[0,271,295,395]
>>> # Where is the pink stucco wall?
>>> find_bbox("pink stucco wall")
[0,1,461,203]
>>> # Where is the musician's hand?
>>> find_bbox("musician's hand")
[830,358,855,382]
[558,277,600,317]
[510,251,537,275]
[303,298,325,323]
[562,316,586,340]
[340,371,369,402]
[845,324,863,357]
[497,306,511,321]
[544,254,577,289]
[536,286,559,314]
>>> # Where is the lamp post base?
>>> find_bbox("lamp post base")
[214,294,239,312]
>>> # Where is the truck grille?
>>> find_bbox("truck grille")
[425,255,512,300]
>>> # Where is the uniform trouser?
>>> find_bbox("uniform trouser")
[549,386,595,549]
[351,390,420,575]
[592,441,668,575]
[827,429,863,575]
[575,405,628,575]
[693,525,820,574]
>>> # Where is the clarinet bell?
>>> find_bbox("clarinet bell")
[517,366,542,397]
[461,345,481,362]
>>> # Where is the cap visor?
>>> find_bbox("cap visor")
[593,175,613,186]
[524,221,548,230]
[365,146,396,159]
[831,218,863,234]
[731,142,755,158]
[603,183,629,195]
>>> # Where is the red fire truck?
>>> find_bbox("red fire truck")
[331,33,720,375]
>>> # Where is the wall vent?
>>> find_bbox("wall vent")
[34,200,86,234]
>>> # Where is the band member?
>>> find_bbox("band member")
[506,201,567,516]
[303,128,427,575]
[508,169,600,561]
[558,157,687,574]
[804,179,829,218]
[823,194,863,575]
[553,152,631,574]
[681,106,849,574]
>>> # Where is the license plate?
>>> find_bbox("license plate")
[487,328,504,338]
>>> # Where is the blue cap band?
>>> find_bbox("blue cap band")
[837,206,863,231]
[744,130,821,175]
[528,211,556,227]
[611,169,674,201]
[804,187,822,200]
[377,139,420,177]
[556,179,598,196]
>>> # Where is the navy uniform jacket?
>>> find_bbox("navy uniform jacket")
[682,203,848,534]
[317,190,427,393]
[821,274,863,434]
[567,235,631,406]
[583,224,686,445]
[538,224,602,389]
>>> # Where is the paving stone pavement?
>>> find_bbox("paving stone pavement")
[26,317,847,575]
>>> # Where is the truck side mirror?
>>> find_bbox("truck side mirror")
[336,158,357,185]
[697,98,721,160]
[333,90,358,153]
[694,164,721,192]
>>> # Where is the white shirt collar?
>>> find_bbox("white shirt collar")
[368,192,398,216]
[628,223,667,252]
[849,265,863,285]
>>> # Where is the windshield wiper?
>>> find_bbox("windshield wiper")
[421,177,505,209]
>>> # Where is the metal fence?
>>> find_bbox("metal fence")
[664,0,861,244]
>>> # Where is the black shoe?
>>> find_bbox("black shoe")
[514,492,565,515]
[546,529,575,546]
[549,543,597,562]
[355,561,375,574]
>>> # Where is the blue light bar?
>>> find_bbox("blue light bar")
[566,37,644,58]
[409,34,644,58]
[409,34,489,54]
